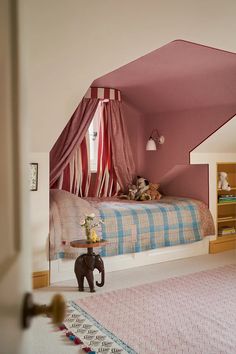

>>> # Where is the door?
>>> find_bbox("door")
[0,1,31,353]
[0,3,65,353]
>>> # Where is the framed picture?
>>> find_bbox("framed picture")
[30,163,38,191]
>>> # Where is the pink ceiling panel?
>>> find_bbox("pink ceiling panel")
[93,40,236,113]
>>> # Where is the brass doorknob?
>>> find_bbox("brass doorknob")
[22,292,66,329]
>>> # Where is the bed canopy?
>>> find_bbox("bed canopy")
[50,87,135,197]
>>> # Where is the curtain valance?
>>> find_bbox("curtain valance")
[84,87,121,101]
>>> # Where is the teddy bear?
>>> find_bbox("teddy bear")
[218,172,231,191]
[146,183,162,200]
[135,176,151,201]
[139,192,152,201]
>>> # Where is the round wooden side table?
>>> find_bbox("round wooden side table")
[70,240,107,292]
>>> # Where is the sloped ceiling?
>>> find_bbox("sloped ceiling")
[93,40,236,114]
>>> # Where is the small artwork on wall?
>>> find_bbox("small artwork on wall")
[30,163,38,191]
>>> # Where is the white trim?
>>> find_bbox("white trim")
[50,236,212,284]
[110,89,115,100]
[97,87,104,98]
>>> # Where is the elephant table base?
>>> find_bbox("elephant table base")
[70,240,107,293]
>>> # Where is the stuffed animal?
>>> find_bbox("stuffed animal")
[118,184,138,200]
[135,176,150,200]
[218,172,231,191]
[128,184,138,200]
[139,192,152,201]
[146,183,162,200]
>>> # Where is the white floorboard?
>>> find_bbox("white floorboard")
[31,250,236,354]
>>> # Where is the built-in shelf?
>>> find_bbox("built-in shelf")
[209,162,236,254]
[217,202,236,206]
[217,218,236,223]
[218,187,236,191]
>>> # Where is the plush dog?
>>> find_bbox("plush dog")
[135,176,150,200]
[146,183,162,200]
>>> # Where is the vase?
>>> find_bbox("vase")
[85,227,92,243]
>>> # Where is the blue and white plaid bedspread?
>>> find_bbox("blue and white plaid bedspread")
[98,198,202,257]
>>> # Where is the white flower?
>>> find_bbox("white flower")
[88,213,95,218]
[80,220,85,226]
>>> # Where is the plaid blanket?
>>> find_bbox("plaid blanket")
[97,198,203,257]
[50,191,215,259]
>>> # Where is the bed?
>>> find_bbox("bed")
[50,189,215,262]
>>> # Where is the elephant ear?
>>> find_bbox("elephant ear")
[84,255,95,271]
[95,255,104,270]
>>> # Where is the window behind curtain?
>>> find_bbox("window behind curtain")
[88,104,100,172]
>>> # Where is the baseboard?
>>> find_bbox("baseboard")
[32,270,49,289]
[50,237,211,284]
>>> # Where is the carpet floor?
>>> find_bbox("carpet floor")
[62,264,236,354]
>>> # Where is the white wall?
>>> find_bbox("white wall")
[29,153,49,272]
[193,116,236,153]
[190,153,236,237]
[19,0,236,272]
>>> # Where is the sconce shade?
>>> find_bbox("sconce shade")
[146,138,157,151]
[146,128,165,151]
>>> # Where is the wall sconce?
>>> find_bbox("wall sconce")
[146,129,165,151]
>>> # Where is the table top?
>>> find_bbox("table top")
[70,239,107,249]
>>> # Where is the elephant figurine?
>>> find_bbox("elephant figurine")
[74,253,105,292]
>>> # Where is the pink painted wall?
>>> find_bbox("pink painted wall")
[136,105,236,204]
[140,106,236,180]
[158,164,209,203]
[90,103,236,203]
[114,101,210,204]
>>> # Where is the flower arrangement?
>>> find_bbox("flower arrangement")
[80,213,104,243]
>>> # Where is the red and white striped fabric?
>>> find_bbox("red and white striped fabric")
[50,86,134,197]
[53,133,91,197]
[94,103,120,197]
[84,87,121,101]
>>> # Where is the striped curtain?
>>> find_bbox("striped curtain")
[52,133,91,197]
[86,87,135,197]
[94,103,120,197]
[51,86,135,197]
[50,97,99,187]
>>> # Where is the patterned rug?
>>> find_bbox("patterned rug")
[59,264,236,354]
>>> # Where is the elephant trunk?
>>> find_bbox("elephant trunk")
[96,270,105,287]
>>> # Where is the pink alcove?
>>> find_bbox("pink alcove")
[92,40,236,205]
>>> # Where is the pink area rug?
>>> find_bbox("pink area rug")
[64,265,236,353]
